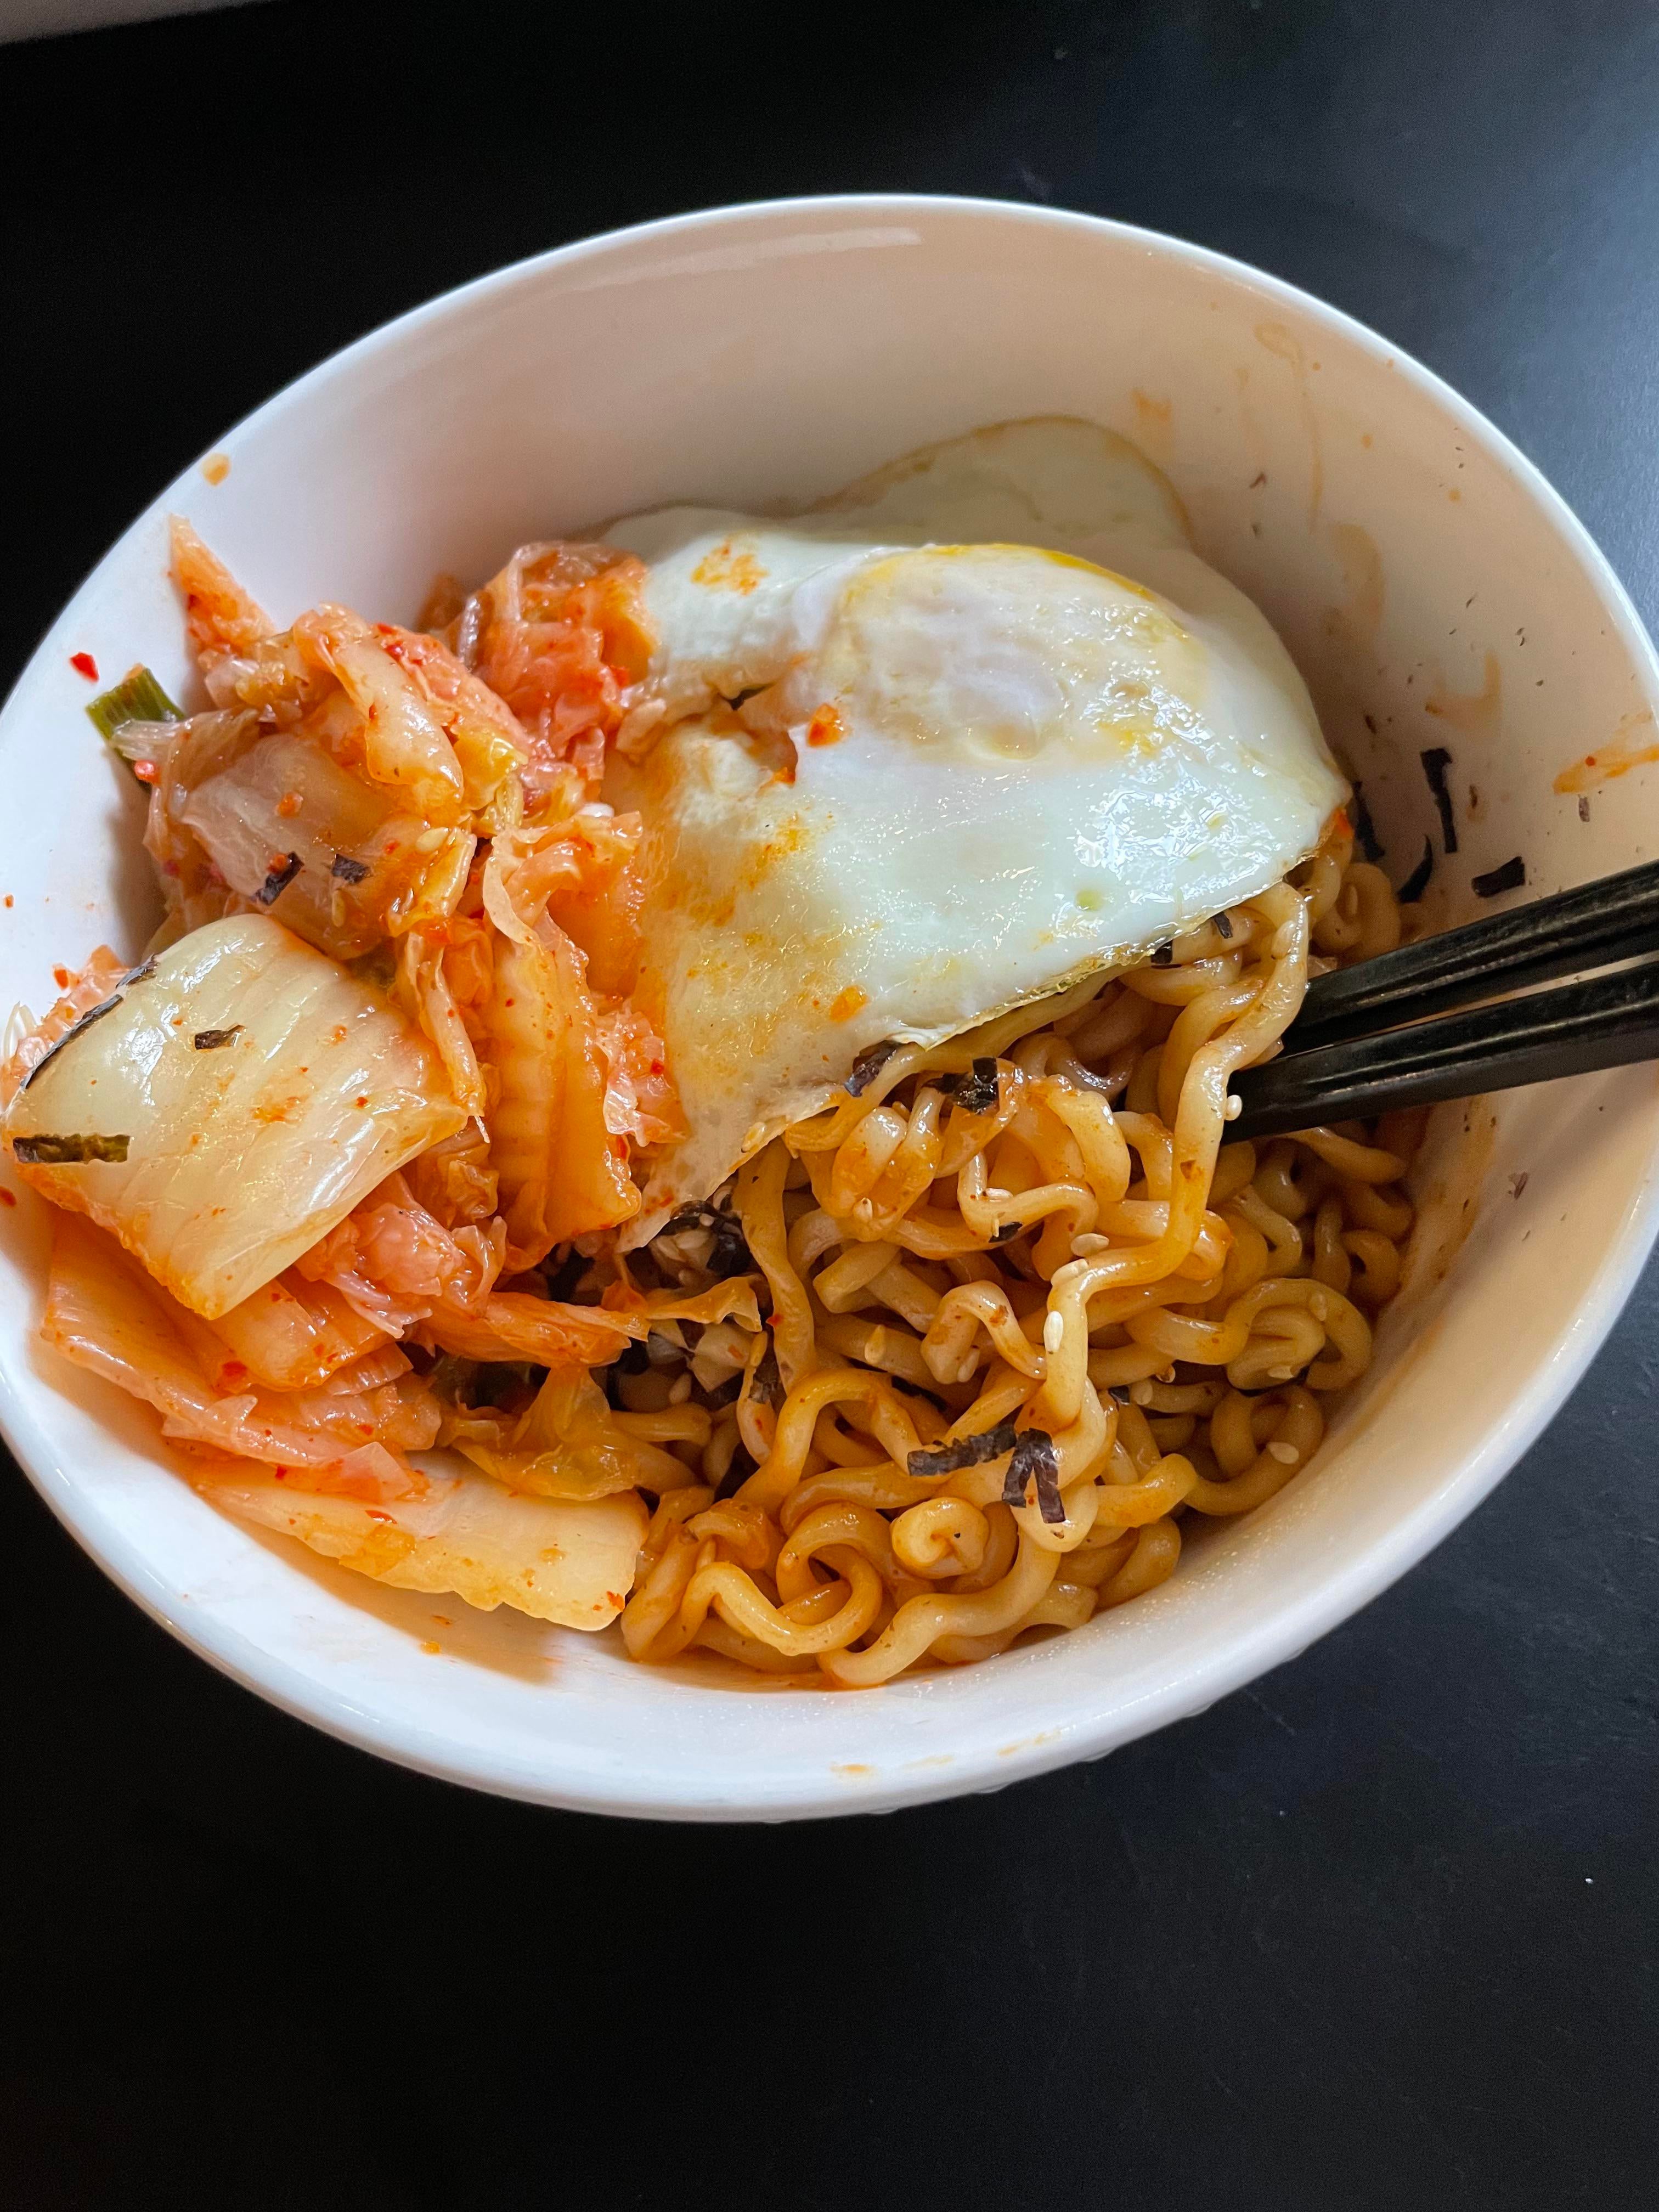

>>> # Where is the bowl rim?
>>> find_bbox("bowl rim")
[6,190,1659,1821]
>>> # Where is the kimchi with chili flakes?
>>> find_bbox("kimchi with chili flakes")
[5,518,682,1632]
[5,418,1419,1683]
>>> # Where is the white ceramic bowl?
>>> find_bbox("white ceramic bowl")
[5,197,1657,1821]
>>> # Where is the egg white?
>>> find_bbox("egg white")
[602,419,1348,1232]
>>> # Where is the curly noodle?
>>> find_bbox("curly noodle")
[613,819,1417,1684]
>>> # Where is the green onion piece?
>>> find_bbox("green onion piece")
[86,665,183,748]
[12,1132,131,1164]
[348,945,398,994]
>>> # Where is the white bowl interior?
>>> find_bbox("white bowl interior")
[4,198,1658,1819]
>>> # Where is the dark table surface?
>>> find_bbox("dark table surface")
[3,2,1657,2205]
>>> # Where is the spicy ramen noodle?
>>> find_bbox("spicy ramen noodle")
[613,838,1412,1683]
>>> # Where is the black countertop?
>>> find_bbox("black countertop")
[2,4,1656,2204]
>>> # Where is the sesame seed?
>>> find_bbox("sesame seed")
[1071,1233,1110,1254]
[1268,1364,1296,1381]
[668,1373,692,1404]
[1310,1293,1329,1321]
[1129,1380,1154,1405]
[1043,1311,1065,1354]
[1267,1440,1300,1464]
[1224,1095,1243,1121]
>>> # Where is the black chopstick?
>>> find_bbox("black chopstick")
[1290,855,1659,1048]
[1228,956,1659,1141]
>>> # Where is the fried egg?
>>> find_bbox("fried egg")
[602,419,1348,1232]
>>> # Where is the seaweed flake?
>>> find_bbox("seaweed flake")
[330,851,370,885]
[706,1219,755,1278]
[907,1422,1018,1480]
[1002,1428,1064,1522]
[18,991,125,1090]
[20,955,160,1093]
[845,1039,899,1096]
[1420,747,1458,854]
[746,1341,783,1406]
[941,1056,1001,1116]
[1150,940,1175,967]
[13,1132,130,1164]
[1472,855,1526,898]
[656,1201,753,1278]
[254,852,303,907]
[1398,836,1434,904]
[1350,784,1385,864]
[1212,911,1234,940]
[192,1025,244,1050]
[992,1220,1022,1245]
